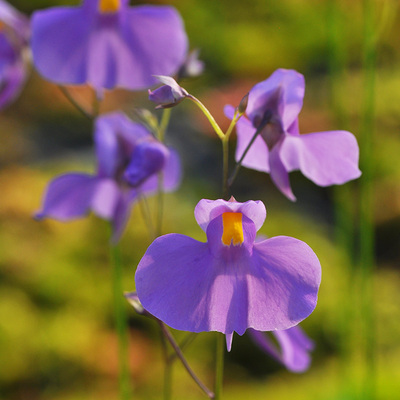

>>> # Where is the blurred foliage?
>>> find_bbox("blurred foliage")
[1,0,400,399]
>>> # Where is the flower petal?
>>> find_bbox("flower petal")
[279,130,361,186]
[94,112,150,178]
[194,198,266,233]
[269,144,296,201]
[110,190,134,243]
[250,236,321,330]
[247,69,304,132]
[135,233,320,338]
[91,178,121,220]
[0,33,27,109]
[272,326,314,372]
[32,6,93,86]
[248,325,314,372]
[234,117,270,173]
[32,4,188,90]
[35,173,98,221]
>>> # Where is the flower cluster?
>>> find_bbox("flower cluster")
[2,0,364,392]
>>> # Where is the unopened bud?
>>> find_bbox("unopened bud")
[237,93,249,115]
[149,75,188,109]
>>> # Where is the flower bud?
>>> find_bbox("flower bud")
[148,75,188,109]
[237,93,249,115]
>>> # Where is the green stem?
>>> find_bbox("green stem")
[58,85,93,120]
[326,1,355,397]
[227,110,272,188]
[222,137,230,199]
[159,108,172,142]
[359,0,376,398]
[110,241,132,400]
[214,334,224,400]
[187,95,225,140]
[155,108,171,237]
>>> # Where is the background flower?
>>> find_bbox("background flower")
[31,0,188,92]
[249,325,314,373]
[0,0,30,109]
[225,69,361,200]
[36,112,181,241]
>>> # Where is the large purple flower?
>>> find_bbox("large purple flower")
[249,325,314,373]
[0,0,30,109]
[31,0,188,92]
[36,112,181,241]
[135,198,321,350]
[225,69,361,201]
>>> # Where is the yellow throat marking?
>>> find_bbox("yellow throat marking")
[99,0,121,13]
[221,212,244,246]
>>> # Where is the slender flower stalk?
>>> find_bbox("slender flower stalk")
[111,240,132,400]
[58,85,94,120]
[158,321,215,399]
[155,108,172,237]
[187,94,225,139]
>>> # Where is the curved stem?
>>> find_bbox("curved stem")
[58,85,93,120]
[110,241,132,400]
[158,321,215,399]
[227,110,272,188]
[187,95,225,140]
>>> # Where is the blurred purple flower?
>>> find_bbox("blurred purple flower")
[178,48,204,79]
[135,198,321,351]
[225,69,361,201]
[148,75,188,109]
[36,112,181,242]
[249,325,314,373]
[0,0,30,109]
[31,0,188,92]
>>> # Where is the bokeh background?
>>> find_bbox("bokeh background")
[1,0,400,399]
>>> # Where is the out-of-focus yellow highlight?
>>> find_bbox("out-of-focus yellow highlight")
[98,0,121,13]
[221,212,244,246]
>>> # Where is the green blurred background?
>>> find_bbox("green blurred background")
[1,0,400,399]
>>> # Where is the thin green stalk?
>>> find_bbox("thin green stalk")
[222,137,230,199]
[359,0,376,398]
[110,241,132,400]
[187,95,225,140]
[214,334,224,400]
[159,108,172,142]
[58,85,93,120]
[326,1,355,397]
[155,108,171,237]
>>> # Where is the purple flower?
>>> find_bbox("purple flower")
[148,75,188,109]
[31,0,188,92]
[36,112,181,242]
[135,198,321,351]
[249,325,314,373]
[225,69,361,201]
[0,0,30,109]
